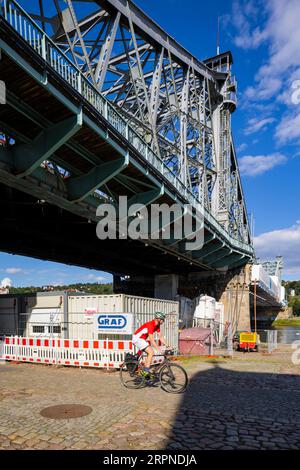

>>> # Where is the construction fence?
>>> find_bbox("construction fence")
[0,309,179,369]
[2,336,132,369]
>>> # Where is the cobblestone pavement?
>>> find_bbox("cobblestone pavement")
[1,347,300,450]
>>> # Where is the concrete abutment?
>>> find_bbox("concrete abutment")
[114,264,252,332]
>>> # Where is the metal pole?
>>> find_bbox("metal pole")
[254,279,257,333]
[227,322,233,357]
[267,330,271,354]
[106,337,109,371]
[63,292,68,339]
[210,321,214,355]
[217,16,220,55]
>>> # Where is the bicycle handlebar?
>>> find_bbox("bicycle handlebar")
[164,349,174,356]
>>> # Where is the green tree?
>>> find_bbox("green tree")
[10,282,113,295]
[288,297,300,316]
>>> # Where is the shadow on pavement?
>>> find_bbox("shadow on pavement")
[166,362,300,450]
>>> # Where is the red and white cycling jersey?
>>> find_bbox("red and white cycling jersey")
[133,319,160,341]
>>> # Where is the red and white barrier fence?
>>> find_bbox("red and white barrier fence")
[2,336,133,369]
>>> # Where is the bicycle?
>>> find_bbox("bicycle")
[120,349,188,393]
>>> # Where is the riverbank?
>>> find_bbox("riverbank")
[272,317,300,327]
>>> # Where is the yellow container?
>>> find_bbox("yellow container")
[240,332,257,343]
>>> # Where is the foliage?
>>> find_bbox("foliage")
[9,282,113,295]
[282,281,300,316]
[288,297,300,317]
[283,280,300,296]
[272,317,300,326]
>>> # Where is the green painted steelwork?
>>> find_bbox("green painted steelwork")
[212,253,245,269]
[192,239,224,260]
[128,186,164,213]
[0,4,254,259]
[14,114,82,177]
[0,2,255,272]
[204,247,232,264]
[67,155,129,202]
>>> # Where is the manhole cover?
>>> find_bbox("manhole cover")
[40,404,92,419]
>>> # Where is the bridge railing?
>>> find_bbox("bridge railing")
[0,0,253,256]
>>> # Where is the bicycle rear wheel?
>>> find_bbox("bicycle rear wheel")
[120,361,146,389]
[159,363,188,393]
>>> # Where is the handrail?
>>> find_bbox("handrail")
[0,0,253,256]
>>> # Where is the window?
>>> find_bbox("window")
[32,325,45,334]
[48,325,61,334]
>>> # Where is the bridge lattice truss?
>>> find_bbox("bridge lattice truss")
[23,0,251,245]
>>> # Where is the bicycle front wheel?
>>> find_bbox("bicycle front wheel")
[120,361,146,389]
[159,363,188,393]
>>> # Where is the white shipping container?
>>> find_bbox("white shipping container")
[68,294,178,315]
[67,294,179,349]
[0,296,19,336]
[0,293,65,337]
[21,293,64,337]
[0,293,179,350]
[20,308,64,337]
[25,293,64,310]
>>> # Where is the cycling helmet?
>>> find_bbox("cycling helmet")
[154,311,166,320]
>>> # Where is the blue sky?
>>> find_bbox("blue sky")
[1,0,300,285]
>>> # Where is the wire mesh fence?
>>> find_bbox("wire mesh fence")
[267,330,278,353]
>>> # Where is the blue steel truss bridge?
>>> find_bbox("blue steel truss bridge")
[0,0,254,283]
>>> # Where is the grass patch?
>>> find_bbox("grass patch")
[176,355,228,365]
[272,318,300,327]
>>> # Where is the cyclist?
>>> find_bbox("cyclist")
[132,312,168,376]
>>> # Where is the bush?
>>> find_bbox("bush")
[289,297,300,317]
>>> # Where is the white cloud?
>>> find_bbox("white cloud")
[236,0,300,104]
[254,221,300,276]
[231,0,300,159]
[275,111,300,144]
[236,143,248,152]
[231,0,267,49]
[239,153,287,176]
[1,277,12,288]
[276,69,300,105]
[5,268,22,274]
[244,117,275,135]
[86,274,107,282]
[245,78,282,101]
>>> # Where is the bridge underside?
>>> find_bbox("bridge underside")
[0,182,206,276]
[249,285,283,330]
[250,285,282,310]
[0,17,252,277]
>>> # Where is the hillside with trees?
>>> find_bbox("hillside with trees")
[9,282,113,295]
[283,280,300,316]
[283,280,300,296]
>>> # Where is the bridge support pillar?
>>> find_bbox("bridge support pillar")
[219,264,251,332]
[114,265,252,332]
[154,274,179,300]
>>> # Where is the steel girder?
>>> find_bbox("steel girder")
[10,0,251,249]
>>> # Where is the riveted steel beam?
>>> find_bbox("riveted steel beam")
[229,255,249,269]
[0,5,254,262]
[11,113,82,177]
[127,185,164,213]
[67,154,129,202]
[204,246,232,265]
[192,239,225,260]
[212,253,245,269]
[97,0,217,83]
